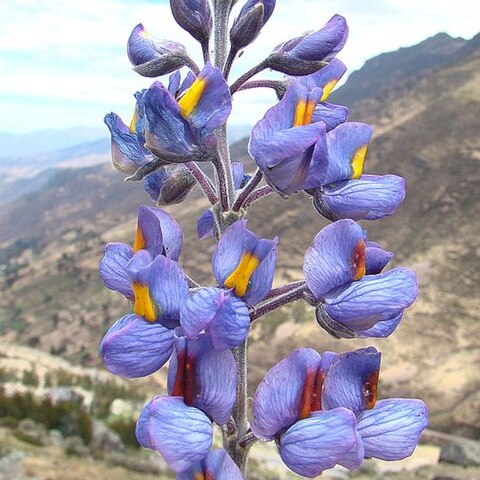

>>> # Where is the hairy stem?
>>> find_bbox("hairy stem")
[237,79,288,98]
[213,0,235,211]
[223,47,238,79]
[230,60,268,94]
[185,162,217,204]
[265,280,306,300]
[212,154,230,211]
[250,285,306,321]
[232,168,263,211]
[183,55,200,75]
[243,185,273,208]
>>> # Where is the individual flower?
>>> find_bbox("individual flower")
[177,449,244,480]
[169,0,212,49]
[197,162,250,239]
[212,220,277,305]
[104,90,153,175]
[230,0,276,51]
[249,80,362,195]
[144,62,232,158]
[99,250,189,378]
[127,23,189,77]
[303,219,418,338]
[267,15,348,75]
[251,348,359,477]
[322,348,428,467]
[99,205,183,300]
[136,332,236,472]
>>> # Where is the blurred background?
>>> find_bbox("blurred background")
[0,0,479,479]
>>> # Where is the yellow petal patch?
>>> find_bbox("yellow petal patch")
[194,474,205,480]
[293,100,317,127]
[178,78,207,119]
[351,144,368,179]
[129,106,138,134]
[320,79,338,102]
[224,252,260,298]
[133,225,146,252]
[132,282,157,322]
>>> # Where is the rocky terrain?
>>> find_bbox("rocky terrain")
[1,31,480,477]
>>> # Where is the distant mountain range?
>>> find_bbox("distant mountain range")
[0,32,479,438]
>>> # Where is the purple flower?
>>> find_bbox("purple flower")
[212,220,277,305]
[230,0,276,50]
[268,15,348,75]
[104,90,153,175]
[169,0,212,47]
[136,332,236,472]
[177,449,244,480]
[322,348,428,466]
[197,162,250,239]
[127,23,189,77]
[99,250,189,377]
[251,347,428,476]
[251,348,359,477]
[100,205,183,300]
[303,219,418,338]
[144,62,232,158]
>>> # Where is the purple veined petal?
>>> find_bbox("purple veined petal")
[324,268,418,332]
[148,256,190,328]
[177,62,232,140]
[136,205,183,260]
[131,90,148,143]
[279,408,358,478]
[338,428,365,470]
[197,208,215,240]
[304,219,366,300]
[244,237,278,305]
[180,71,196,93]
[321,174,406,221]
[180,288,250,350]
[168,70,182,95]
[322,347,381,414]
[99,242,134,299]
[232,161,250,190]
[287,14,348,62]
[127,23,158,66]
[135,396,213,472]
[356,399,428,461]
[99,314,174,379]
[167,333,237,425]
[177,449,244,480]
[104,112,152,174]
[251,348,322,441]
[311,102,349,132]
[310,122,374,187]
[366,240,393,275]
[144,82,197,156]
[359,312,403,338]
[143,168,169,202]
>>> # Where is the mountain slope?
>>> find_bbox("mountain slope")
[1,32,479,437]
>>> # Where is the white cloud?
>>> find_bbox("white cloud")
[0,0,478,132]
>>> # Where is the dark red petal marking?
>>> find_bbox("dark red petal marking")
[298,368,325,420]
[352,239,366,281]
[171,348,197,407]
[362,369,379,409]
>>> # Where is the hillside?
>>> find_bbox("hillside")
[0,32,479,440]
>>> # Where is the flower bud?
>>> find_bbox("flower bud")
[127,24,188,77]
[230,0,276,50]
[266,14,348,75]
[169,0,212,46]
[144,166,196,205]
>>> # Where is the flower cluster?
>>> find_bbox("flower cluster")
[100,0,427,478]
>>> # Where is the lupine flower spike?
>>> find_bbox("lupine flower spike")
[99,0,427,477]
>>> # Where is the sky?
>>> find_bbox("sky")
[0,0,478,134]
